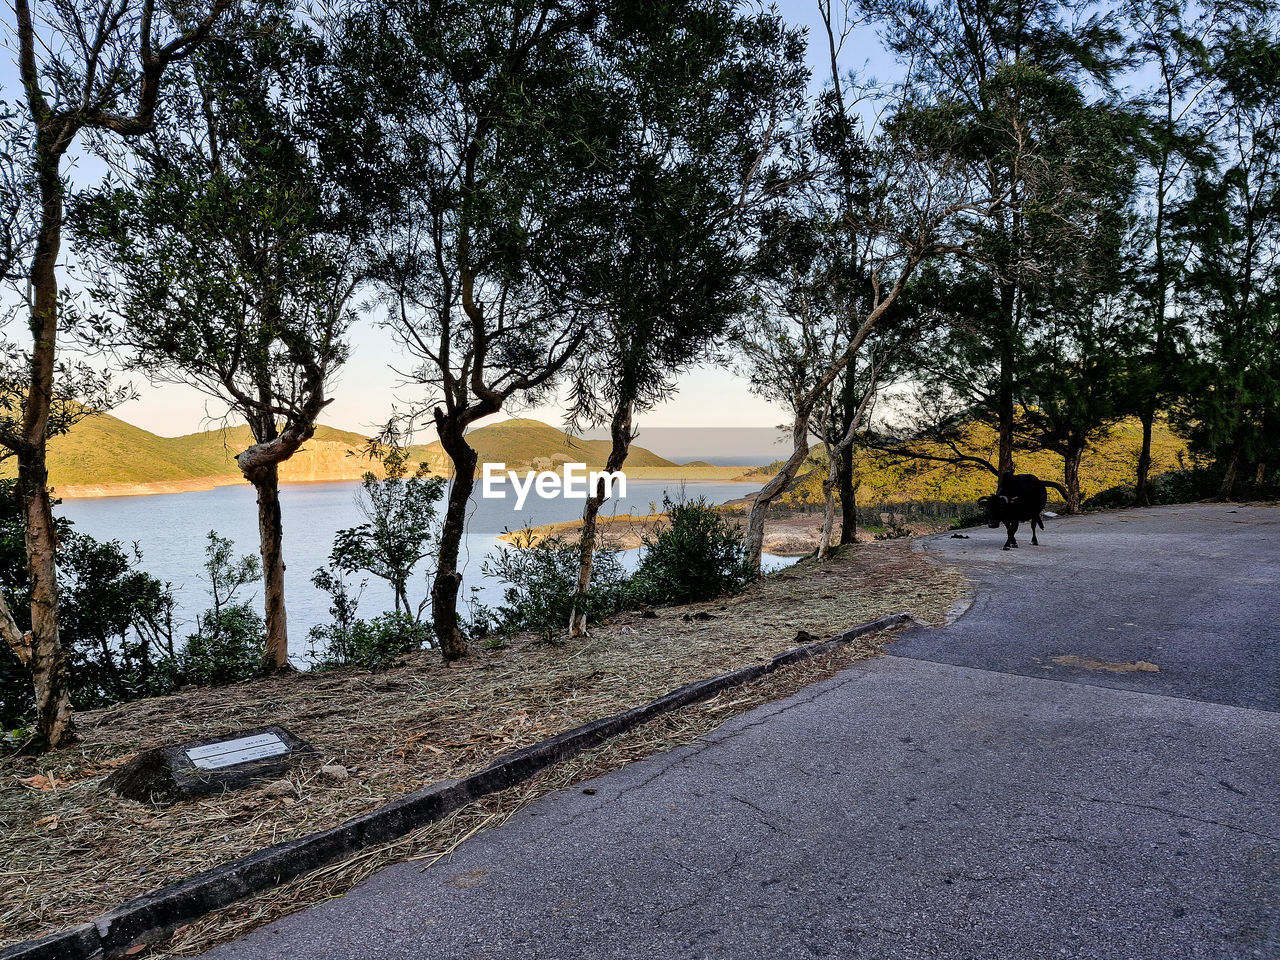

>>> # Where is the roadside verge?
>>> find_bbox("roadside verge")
[2,612,912,960]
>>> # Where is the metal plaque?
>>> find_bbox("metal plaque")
[185,732,290,770]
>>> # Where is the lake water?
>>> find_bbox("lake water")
[60,478,792,664]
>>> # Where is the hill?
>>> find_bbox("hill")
[0,415,683,498]
[418,418,676,472]
[750,416,1190,507]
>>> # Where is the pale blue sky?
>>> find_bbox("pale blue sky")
[0,0,894,439]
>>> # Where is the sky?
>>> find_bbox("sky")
[0,0,899,441]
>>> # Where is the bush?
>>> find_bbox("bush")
[1083,464,1280,511]
[1,481,182,728]
[628,495,752,607]
[307,567,432,669]
[179,533,266,686]
[475,532,630,642]
[328,448,445,619]
[309,611,431,670]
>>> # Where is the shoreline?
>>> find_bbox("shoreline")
[53,468,763,501]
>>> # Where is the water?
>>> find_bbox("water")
[59,478,795,663]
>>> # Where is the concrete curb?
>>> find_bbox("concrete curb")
[1,612,911,960]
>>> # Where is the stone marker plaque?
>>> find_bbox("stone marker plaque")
[106,724,315,803]
[186,732,290,770]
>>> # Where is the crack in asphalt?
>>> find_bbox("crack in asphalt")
[729,795,796,838]
[1075,795,1280,843]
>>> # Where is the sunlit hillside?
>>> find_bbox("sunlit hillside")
[418,418,676,472]
[0,414,681,496]
[755,417,1190,507]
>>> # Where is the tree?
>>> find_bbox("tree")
[338,0,747,658]
[1017,297,1137,512]
[561,0,807,638]
[861,0,1126,477]
[1,480,178,729]
[181,532,265,686]
[738,0,979,573]
[0,0,232,747]
[73,12,362,670]
[1174,8,1280,497]
[1124,0,1220,505]
[329,448,446,619]
[1010,78,1140,513]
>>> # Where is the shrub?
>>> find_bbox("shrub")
[628,495,752,607]
[1,481,181,728]
[307,567,432,669]
[180,533,265,686]
[328,448,445,619]
[1082,464,1280,511]
[476,532,629,642]
[309,611,431,670]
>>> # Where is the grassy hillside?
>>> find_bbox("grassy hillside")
[419,418,677,471]
[0,414,683,495]
[754,417,1190,507]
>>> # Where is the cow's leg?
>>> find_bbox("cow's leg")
[1031,516,1040,546]
[1004,519,1019,550]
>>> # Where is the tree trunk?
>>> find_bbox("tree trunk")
[1135,407,1155,507]
[12,136,74,747]
[1063,446,1084,515]
[251,464,290,670]
[745,412,810,573]
[569,400,633,639]
[1218,440,1241,501]
[431,414,478,661]
[997,284,1017,475]
[11,452,73,745]
[817,446,839,562]
[1256,461,1267,487]
[838,441,856,545]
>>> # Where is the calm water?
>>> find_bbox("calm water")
[60,478,793,664]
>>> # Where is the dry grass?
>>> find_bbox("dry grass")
[0,540,969,953]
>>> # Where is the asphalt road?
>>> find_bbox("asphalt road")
[205,505,1279,960]
[892,503,1280,711]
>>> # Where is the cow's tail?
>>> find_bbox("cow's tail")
[1042,479,1069,502]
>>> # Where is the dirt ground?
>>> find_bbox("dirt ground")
[506,506,947,555]
[0,539,969,955]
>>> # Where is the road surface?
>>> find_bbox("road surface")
[204,503,1279,960]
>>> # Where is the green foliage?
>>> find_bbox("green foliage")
[1,481,180,728]
[629,495,752,607]
[474,533,630,643]
[329,449,445,618]
[180,533,266,686]
[306,567,432,670]
[1169,12,1280,494]
[1085,464,1280,510]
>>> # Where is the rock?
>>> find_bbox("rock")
[680,611,716,623]
[261,778,295,798]
[104,725,316,804]
[320,764,349,783]
[794,630,821,644]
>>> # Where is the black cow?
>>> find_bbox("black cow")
[977,472,1048,550]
